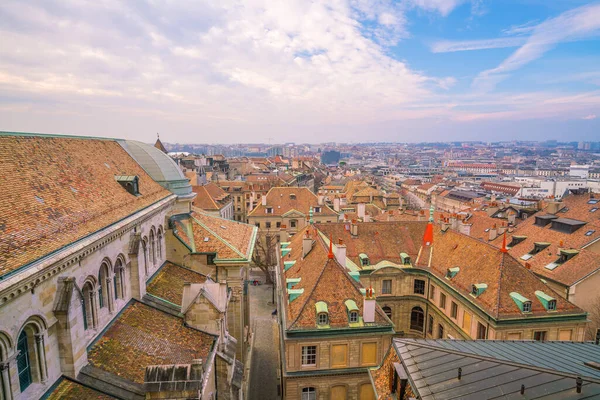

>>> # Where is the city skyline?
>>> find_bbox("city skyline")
[1,1,600,143]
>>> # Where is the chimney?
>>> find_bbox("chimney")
[350,220,358,237]
[441,218,450,231]
[302,230,313,258]
[418,209,426,222]
[508,212,516,225]
[357,203,366,219]
[498,223,507,235]
[335,239,347,267]
[318,195,324,206]
[459,221,471,236]
[279,225,289,243]
[489,224,498,241]
[363,287,376,323]
[547,201,563,214]
[450,214,458,230]
[333,197,340,212]
[262,195,267,206]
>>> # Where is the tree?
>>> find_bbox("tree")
[586,294,600,341]
[251,232,277,284]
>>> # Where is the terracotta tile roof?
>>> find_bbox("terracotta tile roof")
[88,301,214,384]
[422,229,583,319]
[316,222,426,268]
[0,135,171,277]
[146,261,208,305]
[248,187,337,217]
[369,347,400,400]
[172,211,257,261]
[489,194,600,286]
[192,184,227,211]
[45,377,116,400]
[283,230,391,330]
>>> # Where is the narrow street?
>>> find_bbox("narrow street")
[247,270,281,400]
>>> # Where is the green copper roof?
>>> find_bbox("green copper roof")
[344,299,359,312]
[315,301,328,314]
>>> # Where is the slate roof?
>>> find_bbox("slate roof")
[87,301,215,384]
[171,211,257,261]
[146,261,208,305]
[490,193,600,286]
[248,187,337,217]
[282,229,393,331]
[0,133,172,278]
[43,376,117,400]
[390,339,600,400]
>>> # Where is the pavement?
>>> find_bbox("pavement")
[247,269,280,400]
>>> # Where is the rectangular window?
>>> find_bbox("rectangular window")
[265,222,271,229]
[276,222,281,228]
[302,387,316,400]
[559,329,572,341]
[438,324,444,339]
[291,220,297,228]
[429,285,436,299]
[462,312,472,334]
[382,280,392,295]
[413,279,425,295]
[477,322,487,339]
[361,342,378,366]
[450,302,458,319]
[255,222,260,228]
[428,315,433,335]
[439,293,446,310]
[331,344,348,368]
[534,331,547,341]
[302,345,317,366]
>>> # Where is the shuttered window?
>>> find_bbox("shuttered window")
[359,383,375,400]
[361,342,378,366]
[331,344,348,368]
[559,329,572,341]
[330,386,347,400]
[462,312,472,334]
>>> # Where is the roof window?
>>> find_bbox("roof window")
[471,283,487,297]
[290,194,296,200]
[266,207,273,214]
[359,253,370,266]
[115,175,140,196]
[588,199,599,204]
[400,253,411,266]
[529,242,550,255]
[344,299,360,326]
[535,290,557,311]
[591,208,598,213]
[585,230,596,236]
[510,292,532,313]
[446,267,459,279]
[315,301,329,327]
[508,235,527,248]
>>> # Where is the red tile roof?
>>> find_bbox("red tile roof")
[0,135,171,277]
[248,187,337,217]
[88,301,214,384]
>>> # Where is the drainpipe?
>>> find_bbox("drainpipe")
[425,276,431,338]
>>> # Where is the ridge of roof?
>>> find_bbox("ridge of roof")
[0,130,118,141]
[190,212,247,259]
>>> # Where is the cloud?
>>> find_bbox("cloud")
[582,114,597,120]
[431,37,526,53]
[408,0,465,16]
[474,3,600,90]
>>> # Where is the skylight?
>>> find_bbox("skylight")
[591,208,598,213]
[589,199,599,204]
[586,230,596,236]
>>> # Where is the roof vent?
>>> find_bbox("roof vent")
[115,175,140,196]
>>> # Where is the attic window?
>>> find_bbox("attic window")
[471,283,487,297]
[589,199,599,204]
[318,313,328,325]
[535,291,557,311]
[529,242,550,255]
[510,292,532,313]
[314,206,321,213]
[446,267,459,279]
[290,194,296,200]
[315,301,329,326]
[349,311,358,323]
[115,175,140,196]
[508,236,527,248]
[35,195,44,204]
[556,249,579,265]
[591,208,598,213]
[400,253,411,265]
[359,253,370,266]
[266,207,273,214]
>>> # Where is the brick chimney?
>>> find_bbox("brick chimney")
[357,203,366,219]
[302,230,313,258]
[489,224,498,241]
[335,239,347,267]
[363,287,376,323]
[498,223,507,235]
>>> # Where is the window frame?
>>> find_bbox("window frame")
[301,345,317,366]
[381,279,392,295]
[413,279,425,295]
[301,387,317,400]
[450,301,458,319]
[439,292,447,310]
[349,311,358,323]
[317,312,328,326]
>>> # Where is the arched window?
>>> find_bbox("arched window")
[98,262,111,310]
[157,226,164,261]
[114,257,125,300]
[301,387,316,400]
[0,331,11,398]
[16,321,47,393]
[382,306,392,319]
[149,228,156,267]
[142,237,149,276]
[410,306,425,332]
[82,281,96,330]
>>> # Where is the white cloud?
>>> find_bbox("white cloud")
[408,0,465,16]
[474,3,600,90]
[582,114,597,120]
[431,37,526,53]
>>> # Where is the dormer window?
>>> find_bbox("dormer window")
[535,290,557,311]
[507,235,527,248]
[522,301,532,312]
[290,194,296,200]
[548,300,556,311]
[266,207,273,214]
[446,267,459,279]
[318,313,328,325]
[556,249,579,264]
[314,206,321,213]
[510,292,532,313]
[349,311,358,323]
[400,253,411,265]
[471,283,487,297]
[529,242,550,255]
[315,301,329,327]
[115,175,140,196]
[359,253,369,266]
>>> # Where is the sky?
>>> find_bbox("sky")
[1,0,600,144]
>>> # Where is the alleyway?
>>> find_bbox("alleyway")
[248,270,280,400]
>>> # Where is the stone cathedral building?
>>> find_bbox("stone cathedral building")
[0,132,256,400]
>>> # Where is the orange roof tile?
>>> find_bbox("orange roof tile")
[0,135,171,277]
[248,187,337,217]
[87,301,214,384]
[146,262,208,305]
